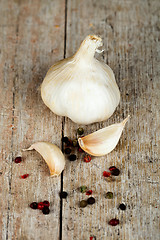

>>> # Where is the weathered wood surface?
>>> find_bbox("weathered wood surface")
[0,0,159,240]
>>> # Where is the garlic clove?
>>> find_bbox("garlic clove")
[78,116,130,156]
[41,35,120,125]
[23,142,65,176]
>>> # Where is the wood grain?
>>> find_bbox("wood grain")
[62,0,160,240]
[0,0,159,240]
[0,0,65,239]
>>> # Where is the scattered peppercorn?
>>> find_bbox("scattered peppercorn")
[108,218,119,226]
[42,206,50,215]
[14,156,22,163]
[20,174,29,179]
[105,192,113,199]
[72,139,78,147]
[86,190,93,195]
[62,136,69,143]
[30,202,38,209]
[64,148,72,154]
[79,200,88,208]
[80,185,87,193]
[68,154,77,161]
[103,171,111,177]
[84,155,92,162]
[59,191,68,199]
[90,236,96,240]
[37,202,44,210]
[119,203,126,210]
[43,201,50,207]
[110,168,120,176]
[77,127,84,135]
[87,197,95,205]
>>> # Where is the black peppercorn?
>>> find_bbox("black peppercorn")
[119,203,126,210]
[87,197,95,205]
[64,148,71,154]
[62,136,69,143]
[30,202,38,209]
[111,168,120,176]
[68,154,77,161]
[59,191,68,199]
[42,206,50,215]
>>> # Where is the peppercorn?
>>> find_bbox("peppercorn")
[64,148,71,154]
[80,185,87,193]
[37,202,44,210]
[108,218,119,226]
[14,156,22,163]
[84,155,92,162]
[42,206,50,215]
[72,139,78,147]
[105,192,113,199]
[30,202,38,209]
[77,127,84,135]
[111,168,120,176]
[87,197,95,205]
[86,190,93,195]
[68,154,77,161]
[103,171,111,177]
[43,201,50,207]
[62,136,69,143]
[79,200,88,208]
[59,191,68,199]
[119,203,126,210]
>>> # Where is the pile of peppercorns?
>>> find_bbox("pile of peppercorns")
[30,200,50,215]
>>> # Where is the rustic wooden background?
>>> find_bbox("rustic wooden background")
[0,0,159,239]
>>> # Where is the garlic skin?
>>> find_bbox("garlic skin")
[41,35,120,125]
[23,142,65,176]
[78,116,130,156]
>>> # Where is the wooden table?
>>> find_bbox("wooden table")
[0,0,159,239]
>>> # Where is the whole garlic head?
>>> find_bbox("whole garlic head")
[41,35,120,124]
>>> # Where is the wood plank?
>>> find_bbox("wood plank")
[62,0,160,239]
[0,1,19,239]
[0,0,65,239]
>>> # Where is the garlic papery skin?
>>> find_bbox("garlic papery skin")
[23,142,65,176]
[41,35,120,125]
[78,116,130,156]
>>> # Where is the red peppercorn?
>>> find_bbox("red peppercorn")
[38,202,45,210]
[86,190,92,195]
[20,174,29,179]
[109,218,119,226]
[103,171,111,177]
[84,155,91,162]
[43,201,50,207]
[14,157,22,163]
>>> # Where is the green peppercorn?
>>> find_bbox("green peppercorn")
[77,127,84,135]
[72,139,78,147]
[79,200,88,208]
[105,192,113,199]
[79,185,87,193]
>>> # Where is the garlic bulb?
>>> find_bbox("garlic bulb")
[23,142,65,176]
[41,35,120,124]
[78,116,130,156]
